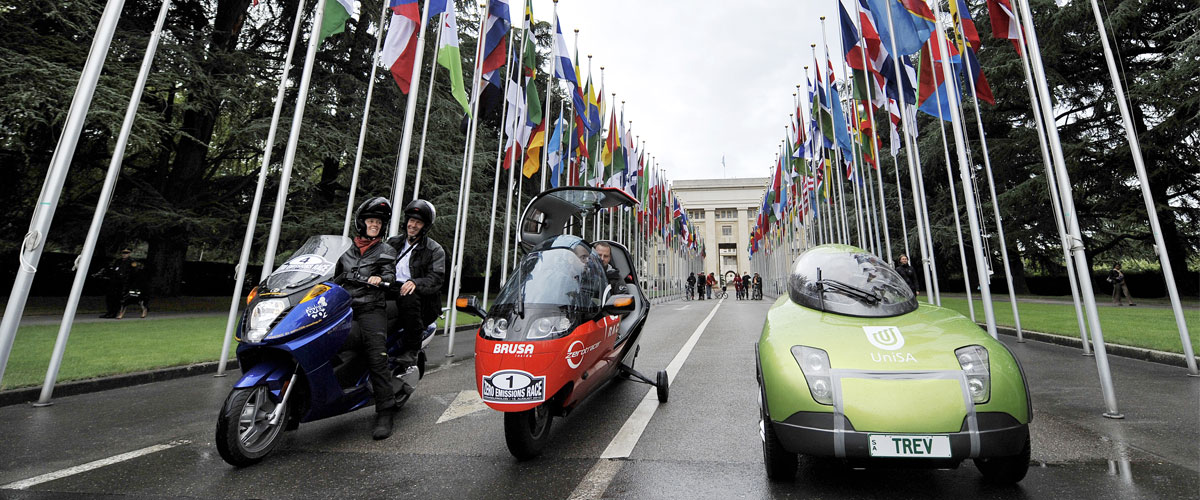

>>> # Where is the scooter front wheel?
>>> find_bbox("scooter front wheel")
[216,385,289,466]
[504,404,552,460]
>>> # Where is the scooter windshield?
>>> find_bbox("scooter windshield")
[494,236,606,318]
[262,235,352,293]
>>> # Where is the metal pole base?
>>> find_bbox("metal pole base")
[213,373,227,378]
[445,353,454,358]
[30,401,53,408]
[1186,373,1200,378]
[1017,339,1027,343]
[1083,353,1095,357]
[1102,412,1125,420]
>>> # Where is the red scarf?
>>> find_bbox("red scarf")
[353,236,380,254]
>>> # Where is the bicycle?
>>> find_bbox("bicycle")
[685,285,695,301]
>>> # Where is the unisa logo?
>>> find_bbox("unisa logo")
[863,326,904,351]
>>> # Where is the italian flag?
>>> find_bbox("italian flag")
[319,0,356,46]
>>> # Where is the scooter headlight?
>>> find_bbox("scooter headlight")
[791,346,833,405]
[245,298,289,343]
[956,345,991,404]
[527,315,572,339]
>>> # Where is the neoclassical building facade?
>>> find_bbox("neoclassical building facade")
[671,177,769,280]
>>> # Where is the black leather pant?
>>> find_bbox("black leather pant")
[395,293,424,354]
[341,305,395,412]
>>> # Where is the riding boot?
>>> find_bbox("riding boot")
[372,408,396,440]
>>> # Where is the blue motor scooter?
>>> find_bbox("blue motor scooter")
[216,235,434,466]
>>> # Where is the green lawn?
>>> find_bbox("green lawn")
[1,310,484,391]
[938,297,1200,355]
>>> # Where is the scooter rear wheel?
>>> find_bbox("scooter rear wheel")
[216,385,288,466]
[504,404,552,460]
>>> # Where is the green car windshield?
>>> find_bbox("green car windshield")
[787,245,917,317]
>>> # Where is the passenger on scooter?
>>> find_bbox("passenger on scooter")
[592,242,628,295]
[335,197,399,440]
[385,199,446,374]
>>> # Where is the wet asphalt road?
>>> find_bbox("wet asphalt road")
[0,297,1196,499]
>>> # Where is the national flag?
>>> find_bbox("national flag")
[427,0,449,19]
[586,75,601,134]
[542,114,565,179]
[863,0,936,56]
[987,0,1024,55]
[381,0,422,93]
[435,7,468,111]
[551,17,586,118]
[480,0,512,75]
[948,0,995,104]
[916,39,960,121]
[319,0,357,45]
[524,118,547,179]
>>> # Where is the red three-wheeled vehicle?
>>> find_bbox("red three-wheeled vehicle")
[456,187,668,459]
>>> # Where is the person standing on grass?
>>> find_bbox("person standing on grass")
[94,248,136,318]
[1107,263,1136,306]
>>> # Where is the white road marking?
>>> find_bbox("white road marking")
[566,459,624,500]
[673,306,690,311]
[564,298,724,499]
[600,298,721,458]
[2,440,189,490]
[435,390,489,424]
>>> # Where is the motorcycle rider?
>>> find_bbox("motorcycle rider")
[335,197,399,440]
[592,241,627,295]
[385,199,446,374]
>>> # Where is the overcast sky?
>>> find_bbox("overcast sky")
[527,0,849,182]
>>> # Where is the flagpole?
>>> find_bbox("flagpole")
[485,24,529,310]
[260,0,333,277]
[343,0,397,237]
[539,0,559,191]
[36,0,173,404]
[1016,0,1121,416]
[1009,9,1090,353]
[412,10,448,201]
[878,5,934,303]
[1087,0,1194,373]
[446,0,499,358]
[384,0,434,233]
[820,19,850,245]
[892,154,910,259]
[927,0,995,337]
[931,87,975,322]
[947,6,1024,341]
[851,0,891,261]
[0,0,126,384]
[214,0,307,377]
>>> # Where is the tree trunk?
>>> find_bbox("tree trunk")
[145,0,252,296]
[146,225,189,296]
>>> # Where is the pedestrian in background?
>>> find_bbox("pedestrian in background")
[706,272,716,299]
[1107,263,1136,306]
[895,254,919,295]
[94,248,137,318]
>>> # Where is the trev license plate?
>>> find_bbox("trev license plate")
[868,434,951,458]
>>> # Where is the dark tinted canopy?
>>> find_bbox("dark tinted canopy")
[787,244,917,317]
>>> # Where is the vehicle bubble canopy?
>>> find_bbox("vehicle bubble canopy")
[787,244,917,317]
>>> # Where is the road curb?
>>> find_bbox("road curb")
[991,324,1200,369]
[0,323,481,408]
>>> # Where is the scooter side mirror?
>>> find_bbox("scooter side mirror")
[601,294,636,317]
[455,296,487,319]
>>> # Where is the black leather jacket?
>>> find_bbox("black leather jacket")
[335,239,397,310]
[386,234,447,326]
[896,263,918,293]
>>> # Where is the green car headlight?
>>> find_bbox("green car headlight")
[956,345,991,404]
[791,346,833,405]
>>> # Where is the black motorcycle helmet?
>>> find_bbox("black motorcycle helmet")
[354,196,392,238]
[402,199,436,237]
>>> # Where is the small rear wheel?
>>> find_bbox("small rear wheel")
[216,385,288,466]
[504,404,553,460]
[656,370,669,403]
[974,435,1031,484]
